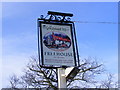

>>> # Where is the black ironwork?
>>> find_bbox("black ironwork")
[37,11,80,69]
[38,11,73,23]
[72,22,80,66]
[48,11,73,17]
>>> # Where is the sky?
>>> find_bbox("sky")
[1,1,118,88]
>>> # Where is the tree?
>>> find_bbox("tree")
[9,74,20,88]
[98,73,118,88]
[9,56,117,89]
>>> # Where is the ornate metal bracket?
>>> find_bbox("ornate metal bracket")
[38,11,73,23]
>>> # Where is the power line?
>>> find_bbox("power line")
[73,21,119,24]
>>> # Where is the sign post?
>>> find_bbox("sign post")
[58,68,67,89]
[37,11,80,89]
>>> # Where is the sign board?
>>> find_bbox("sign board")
[38,22,76,67]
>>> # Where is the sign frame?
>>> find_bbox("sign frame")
[38,21,77,68]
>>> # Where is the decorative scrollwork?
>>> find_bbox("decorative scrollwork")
[38,11,73,23]
[40,15,44,19]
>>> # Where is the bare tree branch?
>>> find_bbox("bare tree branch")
[8,56,117,89]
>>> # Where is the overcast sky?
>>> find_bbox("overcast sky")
[1,1,118,88]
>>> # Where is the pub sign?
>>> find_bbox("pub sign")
[38,22,76,67]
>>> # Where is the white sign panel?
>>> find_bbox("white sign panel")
[40,22,76,66]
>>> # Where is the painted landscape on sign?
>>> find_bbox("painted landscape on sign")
[43,32,71,51]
